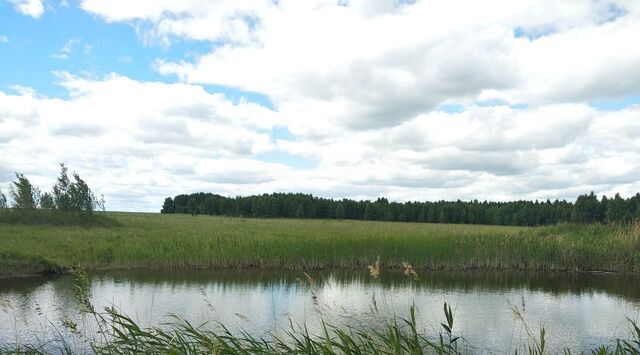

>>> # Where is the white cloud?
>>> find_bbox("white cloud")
[8,0,45,18]
[0,35,7,43]
[4,1,640,211]
[128,0,640,140]
[5,74,636,211]
[80,0,271,45]
[51,38,80,60]
[0,74,284,210]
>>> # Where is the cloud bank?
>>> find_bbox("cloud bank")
[2,0,640,211]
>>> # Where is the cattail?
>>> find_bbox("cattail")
[368,255,381,280]
[402,261,419,280]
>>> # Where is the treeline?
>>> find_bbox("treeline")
[161,191,640,226]
[0,163,114,226]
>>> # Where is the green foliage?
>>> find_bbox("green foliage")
[68,172,95,213]
[0,208,119,227]
[335,202,345,219]
[50,163,99,214]
[607,193,631,224]
[40,192,55,209]
[9,173,39,209]
[187,198,198,216]
[573,192,604,224]
[202,196,216,215]
[0,163,107,226]
[164,191,640,226]
[160,197,175,214]
[1,213,640,276]
[53,163,73,212]
[0,189,7,209]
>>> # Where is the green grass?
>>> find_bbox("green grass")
[1,212,639,276]
[0,209,119,227]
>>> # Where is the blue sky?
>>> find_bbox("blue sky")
[0,0,313,172]
[2,0,640,211]
[0,1,280,106]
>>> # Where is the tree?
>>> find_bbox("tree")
[9,173,39,209]
[0,189,7,209]
[96,194,106,212]
[40,192,55,209]
[203,197,217,216]
[53,163,72,211]
[418,206,427,223]
[606,193,629,224]
[335,202,345,219]
[69,173,95,213]
[161,197,175,214]
[572,192,601,224]
[187,198,198,216]
[363,204,373,220]
[162,190,639,227]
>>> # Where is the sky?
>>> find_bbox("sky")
[1,0,640,212]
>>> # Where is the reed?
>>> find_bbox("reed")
[1,212,639,276]
[2,266,639,354]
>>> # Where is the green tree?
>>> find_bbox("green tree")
[335,202,345,219]
[363,204,373,220]
[0,189,7,209]
[9,173,39,209]
[161,197,175,214]
[572,192,601,224]
[418,206,427,223]
[203,197,217,216]
[40,192,55,209]
[187,198,198,216]
[427,205,437,222]
[53,163,72,211]
[69,173,95,214]
[606,193,629,224]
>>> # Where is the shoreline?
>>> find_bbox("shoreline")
[0,263,635,280]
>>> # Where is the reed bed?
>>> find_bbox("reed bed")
[1,212,639,276]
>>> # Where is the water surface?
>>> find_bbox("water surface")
[1,270,639,353]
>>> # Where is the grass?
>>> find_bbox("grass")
[0,209,119,227]
[1,212,639,276]
[7,301,640,354]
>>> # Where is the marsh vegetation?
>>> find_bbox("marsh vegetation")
[1,212,639,276]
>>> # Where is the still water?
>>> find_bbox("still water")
[1,270,639,353]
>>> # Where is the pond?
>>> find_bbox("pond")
[1,269,639,353]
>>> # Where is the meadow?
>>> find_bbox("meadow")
[1,212,639,276]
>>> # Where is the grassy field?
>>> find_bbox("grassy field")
[1,212,639,276]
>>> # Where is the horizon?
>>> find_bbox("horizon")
[2,1,640,212]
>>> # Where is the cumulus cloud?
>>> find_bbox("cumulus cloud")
[0,74,285,210]
[80,0,270,45]
[3,1,640,211]
[8,0,45,18]
[127,0,640,140]
[2,75,640,210]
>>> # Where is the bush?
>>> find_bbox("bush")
[0,163,115,227]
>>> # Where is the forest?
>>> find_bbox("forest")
[161,191,639,226]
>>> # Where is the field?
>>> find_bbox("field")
[1,212,639,276]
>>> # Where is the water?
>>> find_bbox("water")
[1,270,639,353]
